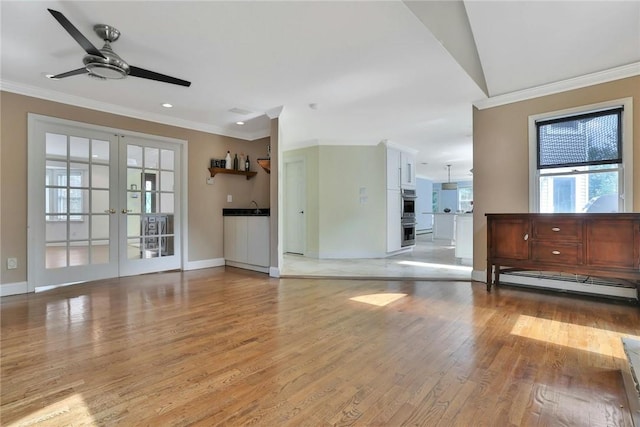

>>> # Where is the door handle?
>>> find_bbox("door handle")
[122,209,132,214]
[104,208,116,214]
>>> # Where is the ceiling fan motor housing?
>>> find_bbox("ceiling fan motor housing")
[83,42,129,79]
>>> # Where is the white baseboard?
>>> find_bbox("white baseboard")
[184,258,225,271]
[1,281,28,297]
[269,267,280,278]
[471,269,486,282]
[225,261,269,274]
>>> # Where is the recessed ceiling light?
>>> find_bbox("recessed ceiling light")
[236,121,245,125]
[162,103,173,108]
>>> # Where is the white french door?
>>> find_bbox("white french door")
[28,115,183,291]
[118,135,181,277]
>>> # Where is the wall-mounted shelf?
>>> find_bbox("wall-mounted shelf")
[257,158,271,174]
[208,167,257,180]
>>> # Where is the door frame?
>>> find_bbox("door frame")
[27,114,188,292]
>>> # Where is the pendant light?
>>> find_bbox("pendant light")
[442,164,457,190]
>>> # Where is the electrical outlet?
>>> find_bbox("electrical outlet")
[206,177,214,185]
[227,194,232,203]
[7,257,17,269]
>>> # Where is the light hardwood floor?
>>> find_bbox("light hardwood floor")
[2,268,639,426]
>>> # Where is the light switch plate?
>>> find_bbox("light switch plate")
[227,194,232,203]
[206,177,214,185]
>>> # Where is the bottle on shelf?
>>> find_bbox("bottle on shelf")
[233,153,239,170]
[245,155,250,171]
[225,151,232,170]
[239,153,245,170]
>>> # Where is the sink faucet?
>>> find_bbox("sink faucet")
[250,200,259,214]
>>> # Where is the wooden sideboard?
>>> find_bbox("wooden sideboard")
[486,213,640,299]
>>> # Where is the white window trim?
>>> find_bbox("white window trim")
[528,97,633,212]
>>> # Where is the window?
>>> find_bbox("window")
[529,98,633,213]
[432,190,438,213]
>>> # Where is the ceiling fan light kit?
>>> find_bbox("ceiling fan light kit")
[47,9,191,87]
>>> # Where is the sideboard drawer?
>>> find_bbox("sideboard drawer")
[532,218,583,241]
[531,242,582,265]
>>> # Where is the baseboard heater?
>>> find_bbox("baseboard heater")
[498,270,638,301]
[622,338,640,427]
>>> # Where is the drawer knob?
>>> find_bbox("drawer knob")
[551,227,561,232]
[523,233,529,241]
[551,250,561,255]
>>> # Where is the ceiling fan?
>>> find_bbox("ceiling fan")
[47,9,191,87]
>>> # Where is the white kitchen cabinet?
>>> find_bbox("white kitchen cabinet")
[387,189,402,252]
[400,151,415,188]
[386,147,401,190]
[454,214,473,260]
[224,216,270,272]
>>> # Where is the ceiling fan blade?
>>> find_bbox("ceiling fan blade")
[129,66,191,87]
[52,68,89,79]
[48,9,106,59]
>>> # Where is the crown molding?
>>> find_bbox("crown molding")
[0,79,270,141]
[473,62,640,110]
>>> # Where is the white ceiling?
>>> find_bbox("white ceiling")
[2,1,639,182]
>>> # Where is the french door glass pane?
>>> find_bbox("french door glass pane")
[127,215,141,237]
[145,147,159,169]
[161,149,174,170]
[91,215,109,239]
[92,190,109,213]
[71,215,89,240]
[127,238,141,260]
[92,139,110,163]
[70,137,89,160]
[46,242,66,268]
[46,133,67,157]
[69,242,89,266]
[127,145,143,166]
[92,165,109,188]
[91,240,109,264]
[160,194,174,213]
[160,171,174,191]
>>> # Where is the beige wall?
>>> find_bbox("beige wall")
[472,75,640,273]
[0,91,270,285]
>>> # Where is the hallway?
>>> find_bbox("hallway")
[282,233,472,280]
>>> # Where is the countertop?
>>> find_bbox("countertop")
[223,208,270,216]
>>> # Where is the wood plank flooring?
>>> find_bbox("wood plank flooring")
[1,268,639,426]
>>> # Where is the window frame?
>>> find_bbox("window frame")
[528,97,633,213]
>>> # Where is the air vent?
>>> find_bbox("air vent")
[229,107,253,115]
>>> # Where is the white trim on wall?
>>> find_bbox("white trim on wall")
[0,282,28,297]
[0,80,269,141]
[184,258,225,271]
[474,62,640,110]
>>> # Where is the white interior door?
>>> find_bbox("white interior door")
[28,117,119,290]
[119,136,181,277]
[28,115,183,290]
[284,159,305,255]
